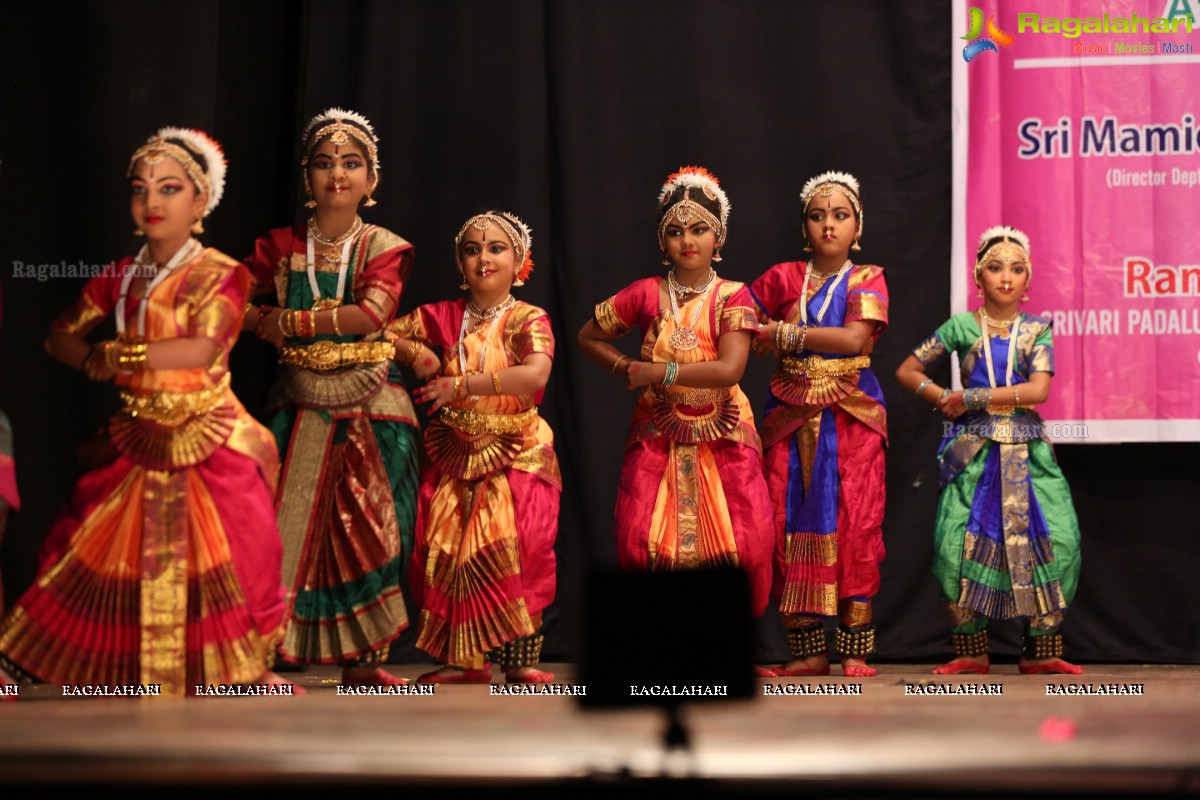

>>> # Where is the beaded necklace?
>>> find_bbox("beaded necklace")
[305,215,363,310]
[116,238,202,338]
[457,294,516,376]
[978,309,1020,388]
[798,259,852,326]
[666,269,717,351]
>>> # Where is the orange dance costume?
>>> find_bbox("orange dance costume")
[0,128,283,696]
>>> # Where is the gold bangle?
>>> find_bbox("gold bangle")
[491,370,503,395]
[331,307,342,336]
[612,355,629,375]
[453,374,464,400]
[404,340,421,366]
[1013,385,1022,406]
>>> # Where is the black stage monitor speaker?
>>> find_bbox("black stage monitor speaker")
[576,566,756,711]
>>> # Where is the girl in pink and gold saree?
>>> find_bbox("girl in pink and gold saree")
[388,211,559,685]
[577,167,775,669]
[0,128,287,698]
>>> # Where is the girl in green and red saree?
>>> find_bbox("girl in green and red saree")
[895,225,1083,675]
[244,108,417,688]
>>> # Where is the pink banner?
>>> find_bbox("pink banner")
[956,0,1200,441]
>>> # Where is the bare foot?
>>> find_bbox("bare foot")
[841,657,877,678]
[1019,657,1084,675]
[933,655,990,675]
[774,655,831,677]
[505,666,554,684]
[416,664,492,684]
[342,666,407,687]
[260,670,306,695]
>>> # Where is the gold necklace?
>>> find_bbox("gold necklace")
[467,294,516,322]
[307,216,363,267]
[978,309,1020,330]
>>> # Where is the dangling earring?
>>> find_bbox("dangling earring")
[851,238,862,252]
[1020,292,1030,303]
[512,279,525,288]
[661,255,672,266]
[712,250,723,262]
[303,173,317,208]
[363,194,378,208]
[802,234,812,253]
[133,226,145,237]
[976,287,984,298]
[363,176,379,207]
[191,217,205,235]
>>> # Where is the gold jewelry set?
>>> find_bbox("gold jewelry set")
[103,340,148,372]
[780,354,871,377]
[279,340,395,372]
[774,321,808,354]
[308,215,364,267]
[278,308,319,338]
[451,371,507,399]
[438,405,536,435]
[119,373,232,427]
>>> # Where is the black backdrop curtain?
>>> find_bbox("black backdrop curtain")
[0,0,1195,664]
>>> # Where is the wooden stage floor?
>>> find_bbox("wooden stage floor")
[2,663,1198,797]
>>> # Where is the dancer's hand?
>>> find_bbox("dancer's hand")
[753,322,779,357]
[82,343,116,382]
[624,361,662,389]
[255,307,286,350]
[414,375,458,411]
[938,390,967,419]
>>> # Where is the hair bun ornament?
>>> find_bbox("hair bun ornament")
[134,127,228,215]
[976,225,1031,258]
[657,165,731,249]
[658,165,731,229]
[507,213,535,283]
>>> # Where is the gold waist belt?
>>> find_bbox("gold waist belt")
[279,340,395,372]
[438,405,537,435]
[119,373,231,427]
[650,385,732,407]
[781,354,871,377]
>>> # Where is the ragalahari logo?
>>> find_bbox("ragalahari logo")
[962,8,1016,61]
